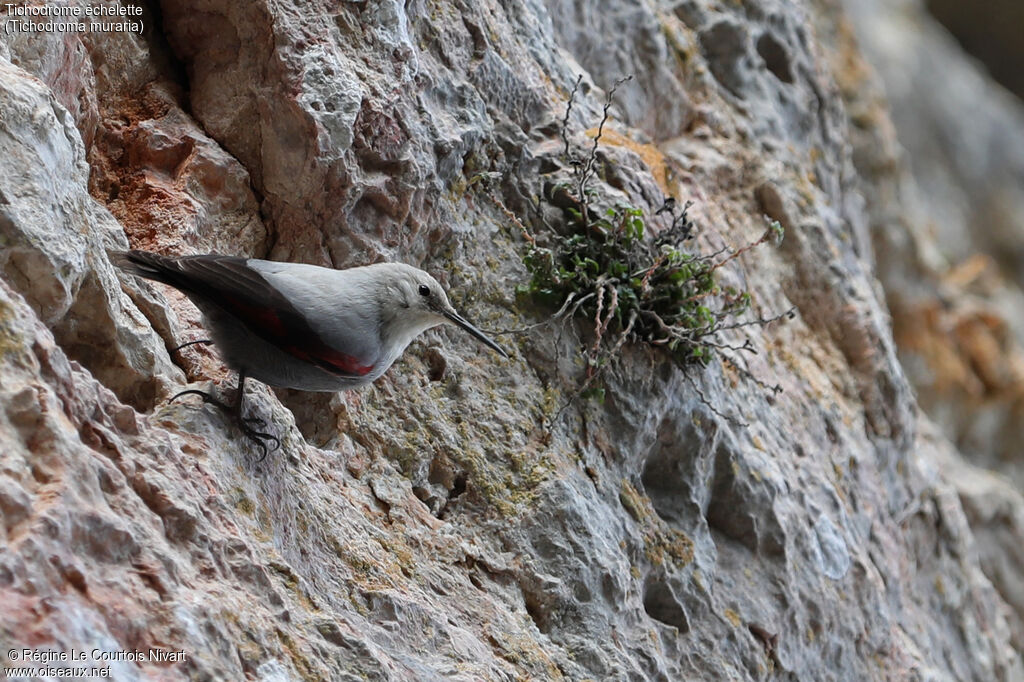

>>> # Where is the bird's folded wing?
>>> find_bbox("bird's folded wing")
[118,251,374,379]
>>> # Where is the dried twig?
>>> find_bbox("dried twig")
[685,372,747,427]
[561,74,583,158]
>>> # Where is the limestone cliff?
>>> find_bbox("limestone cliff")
[0,0,1021,679]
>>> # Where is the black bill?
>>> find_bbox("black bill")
[443,308,509,358]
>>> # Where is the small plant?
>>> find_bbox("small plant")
[492,75,790,420]
[520,199,784,363]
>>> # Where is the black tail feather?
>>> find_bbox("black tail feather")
[109,249,182,286]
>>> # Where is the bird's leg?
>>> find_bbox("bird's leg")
[232,371,280,461]
[233,371,263,425]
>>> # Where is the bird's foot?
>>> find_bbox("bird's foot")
[238,419,280,462]
[170,387,279,460]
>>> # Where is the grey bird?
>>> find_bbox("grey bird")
[112,250,508,454]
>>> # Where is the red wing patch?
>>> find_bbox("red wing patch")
[223,295,374,378]
[238,301,289,338]
[283,343,375,377]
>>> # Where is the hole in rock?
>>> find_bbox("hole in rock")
[756,33,794,84]
[522,589,551,633]
[643,578,690,633]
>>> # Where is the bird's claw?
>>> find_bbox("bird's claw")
[170,388,230,411]
[171,338,214,353]
[240,423,280,462]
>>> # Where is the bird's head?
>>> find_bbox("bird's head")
[379,263,508,358]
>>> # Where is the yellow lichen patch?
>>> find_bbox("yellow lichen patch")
[327,534,385,586]
[724,608,742,627]
[0,299,25,362]
[721,358,741,388]
[831,460,849,508]
[275,628,319,682]
[619,479,651,522]
[487,629,565,680]
[541,386,560,417]
[644,527,695,568]
[451,435,554,517]
[219,610,264,664]
[234,494,255,517]
[584,127,672,196]
[658,13,698,74]
[269,561,317,613]
[618,481,693,568]
[378,535,417,579]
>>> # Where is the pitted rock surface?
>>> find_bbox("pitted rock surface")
[1,0,1022,679]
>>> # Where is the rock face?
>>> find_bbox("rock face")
[0,0,1021,680]
[843,0,1024,494]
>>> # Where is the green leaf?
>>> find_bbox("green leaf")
[631,217,644,239]
[669,266,691,282]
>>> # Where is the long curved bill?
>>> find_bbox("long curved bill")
[443,308,509,358]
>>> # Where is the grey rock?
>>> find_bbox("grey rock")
[0,0,1021,680]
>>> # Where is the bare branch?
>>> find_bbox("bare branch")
[685,372,747,427]
[561,74,583,159]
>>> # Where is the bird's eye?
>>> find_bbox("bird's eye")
[418,284,431,297]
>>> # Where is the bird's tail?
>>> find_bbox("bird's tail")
[109,250,184,287]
